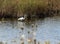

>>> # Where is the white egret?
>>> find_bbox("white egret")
[18,17,25,21]
[18,14,27,21]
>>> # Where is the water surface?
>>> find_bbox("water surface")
[0,16,60,44]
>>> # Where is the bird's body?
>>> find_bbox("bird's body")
[18,17,25,21]
[18,14,27,21]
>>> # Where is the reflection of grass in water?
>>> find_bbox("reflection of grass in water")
[45,41,50,44]
[25,17,45,24]
[0,18,18,21]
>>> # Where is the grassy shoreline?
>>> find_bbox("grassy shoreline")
[0,0,60,18]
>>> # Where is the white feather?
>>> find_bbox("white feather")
[18,17,25,21]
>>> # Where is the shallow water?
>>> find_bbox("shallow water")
[0,16,60,44]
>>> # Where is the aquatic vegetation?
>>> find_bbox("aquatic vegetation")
[0,0,60,18]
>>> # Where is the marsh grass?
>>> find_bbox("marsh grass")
[0,0,60,18]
